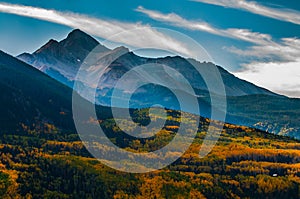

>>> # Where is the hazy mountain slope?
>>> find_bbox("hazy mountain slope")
[226,94,300,138]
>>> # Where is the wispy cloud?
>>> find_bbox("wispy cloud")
[229,37,300,97]
[136,6,273,45]
[136,6,220,35]
[192,0,300,25]
[227,37,300,63]
[0,3,194,57]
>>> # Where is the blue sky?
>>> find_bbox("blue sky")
[0,0,300,97]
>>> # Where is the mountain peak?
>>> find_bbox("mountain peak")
[18,29,111,79]
[113,46,130,53]
[66,29,93,40]
[60,29,110,55]
[62,29,99,47]
[34,39,59,54]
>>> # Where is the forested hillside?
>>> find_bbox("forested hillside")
[0,110,300,198]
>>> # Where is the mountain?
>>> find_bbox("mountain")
[16,29,300,139]
[18,29,109,87]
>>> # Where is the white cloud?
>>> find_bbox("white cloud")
[192,0,300,25]
[227,37,300,98]
[0,3,194,57]
[234,59,300,98]
[230,36,300,98]
[136,6,273,45]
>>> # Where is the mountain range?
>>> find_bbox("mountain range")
[11,29,300,139]
[18,29,275,96]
